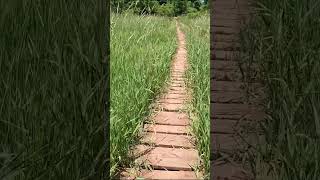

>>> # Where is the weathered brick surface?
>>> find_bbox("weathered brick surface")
[211,0,265,179]
[137,146,199,171]
[145,124,188,135]
[122,21,199,179]
[213,50,240,59]
[158,98,185,104]
[212,69,243,81]
[211,92,246,103]
[152,111,189,126]
[142,132,194,148]
[121,169,197,179]
[211,162,254,180]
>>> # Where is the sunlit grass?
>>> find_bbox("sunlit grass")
[110,12,176,177]
[0,0,107,179]
[240,0,320,179]
[180,14,210,179]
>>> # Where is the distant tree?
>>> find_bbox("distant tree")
[174,0,188,15]
[111,0,206,16]
[134,0,159,14]
[155,2,175,16]
[192,0,201,10]
[111,0,135,13]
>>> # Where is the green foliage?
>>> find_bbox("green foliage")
[200,3,208,10]
[173,0,188,15]
[186,6,208,18]
[136,0,160,14]
[187,11,201,18]
[110,13,176,177]
[180,14,210,179]
[187,1,198,14]
[155,3,175,16]
[0,0,108,179]
[240,0,320,179]
[111,0,135,13]
[188,0,201,10]
[111,0,205,16]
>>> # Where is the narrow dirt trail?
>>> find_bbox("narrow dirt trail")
[121,21,201,179]
[211,0,265,179]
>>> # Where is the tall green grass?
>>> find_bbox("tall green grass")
[180,14,210,179]
[0,0,108,179]
[110,13,176,177]
[240,0,320,179]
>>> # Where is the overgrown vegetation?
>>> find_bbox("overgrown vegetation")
[180,14,210,179]
[0,0,107,179]
[110,1,210,178]
[110,13,176,177]
[240,0,320,179]
[111,0,208,17]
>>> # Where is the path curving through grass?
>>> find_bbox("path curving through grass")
[120,20,203,180]
[110,13,176,177]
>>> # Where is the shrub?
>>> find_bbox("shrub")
[136,0,159,14]
[155,3,175,16]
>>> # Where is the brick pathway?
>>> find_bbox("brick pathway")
[211,0,265,179]
[120,21,201,179]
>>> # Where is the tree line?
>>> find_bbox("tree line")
[111,0,208,16]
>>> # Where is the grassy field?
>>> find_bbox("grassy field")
[240,0,320,179]
[180,14,210,179]
[0,0,107,179]
[110,13,176,177]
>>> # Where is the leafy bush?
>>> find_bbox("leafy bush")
[186,6,208,18]
[174,0,188,15]
[155,3,175,16]
[111,0,208,17]
[136,0,160,14]
[187,6,198,14]
[187,12,200,18]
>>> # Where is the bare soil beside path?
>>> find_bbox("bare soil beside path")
[120,20,202,179]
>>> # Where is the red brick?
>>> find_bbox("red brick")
[141,132,194,148]
[152,111,189,126]
[137,145,199,171]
